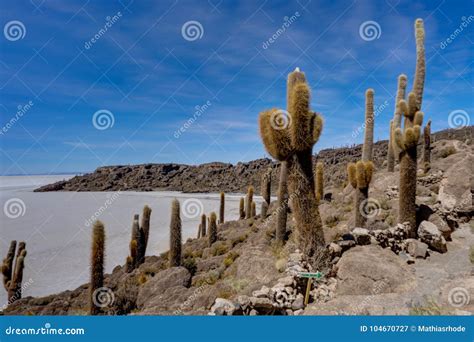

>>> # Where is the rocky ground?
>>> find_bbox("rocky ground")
[3,127,473,316]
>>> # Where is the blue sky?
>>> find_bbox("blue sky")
[0,0,472,175]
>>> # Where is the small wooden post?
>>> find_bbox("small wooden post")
[304,278,312,306]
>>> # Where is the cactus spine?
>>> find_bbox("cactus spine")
[90,221,105,315]
[239,197,245,219]
[2,240,27,305]
[169,199,182,267]
[423,120,431,173]
[259,67,325,257]
[394,19,425,236]
[315,162,324,202]
[347,161,374,227]
[362,89,375,162]
[219,192,225,224]
[276,161,288,243]
[208,212,217,246]
[245,186,254,219]
[261,169,271,205]
[387,75,408,172]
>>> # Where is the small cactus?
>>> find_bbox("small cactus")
[208,212,217,246]
[423,120,431,173]
[393,19,425,236]
[259,68,325,256]
[261,169,271,205]
[315,162,324,202]
[139,205,152,263]
[2,240,27,305]
[219,192,225,224]
[200,214,207,237]
[169,199,182,268]
[347,161,374,228]
[261,201,268,218]
[362,89,375,162]
[251,201,256,217]
[245,186,254,219]
[197,224,202,239]
[90,221,105,315]
[239,198,245,219]
[276,161,288,243]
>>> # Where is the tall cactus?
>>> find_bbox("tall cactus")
[245,186,254,219]
[276,161,288,243]
[393,19,425,236]
[90,221,105,315]
[219,192,225,224]
[208,212,217,246]
[2,240,27,305]
[126,206,152,272]
[347,161,374,227]
[261,169,271,205]
[387,75,408,172]
[201,214,207,237]
[315,162,324,202]
[261,201,268,218]
[423,120,431,173]
[239,197,245,220]
[139,205,152,263]
[251,201,257,218]
[169,199,182,267]
[259,67,325,257]
[362,89,375,161]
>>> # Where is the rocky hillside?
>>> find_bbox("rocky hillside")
[35,126,473,194]
[4,130,473,316]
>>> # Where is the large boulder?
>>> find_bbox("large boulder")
[405,239,428,259]
[417,221,447,253]
[336,245,415,296]
[438,155,473,213]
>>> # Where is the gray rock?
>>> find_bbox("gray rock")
[428,213,452,241]
[405,238,428,259]
[291,295,305,310]
[337,240,356,252]
[417,220,447,253]
[277,276,296,287]
[252,286,270,298]
[210,298,241,316]
[328,242,342,258]
[352,228,371,245]
[438,155,473,213]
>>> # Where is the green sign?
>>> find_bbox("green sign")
[298,271,323,279]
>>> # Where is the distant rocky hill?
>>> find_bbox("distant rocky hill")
[35,126,473,194]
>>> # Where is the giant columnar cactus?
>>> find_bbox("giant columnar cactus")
[130,214,140,268]
[259,67,325,257]
[208,212,217,246]
[261,170,271,205]
[2,240,27,305]
[90,221,105,315]
[347,161,374,227]
[169,199,182,267]
[393,19,425,236]
[261,201,268,218]
[362,89,375,162]
[139,205,152,262]
[423,120,431,173]
[315,162,324,202]
[251,201,256,217]
[219,192,225,224]
[126,207,152,272]
[201,214,207,237]
[276,161,288,243]
[239,197,245,219]
[387,75,408,172]
[245,186,254,219]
